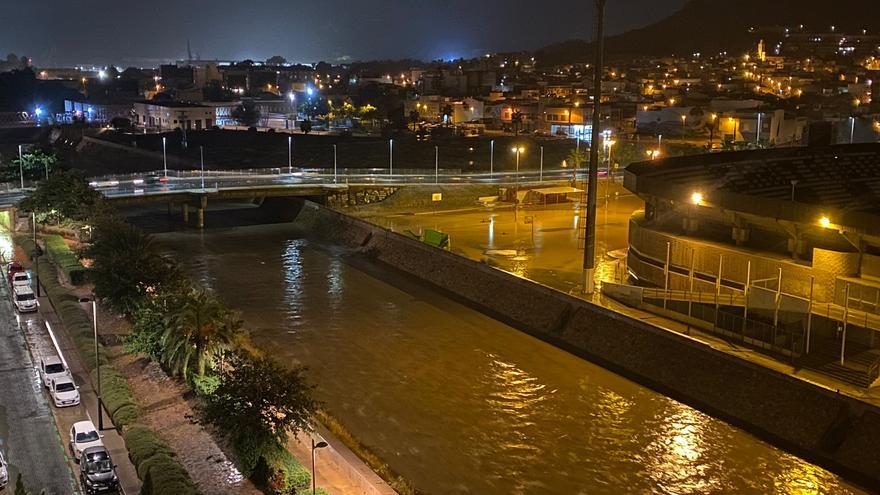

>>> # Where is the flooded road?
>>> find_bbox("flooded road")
[157,222,864,495]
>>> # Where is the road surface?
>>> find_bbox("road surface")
[0,282,77,495]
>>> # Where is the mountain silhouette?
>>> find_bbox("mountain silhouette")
[536,0,880,65]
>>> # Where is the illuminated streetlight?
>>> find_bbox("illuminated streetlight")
[819,216,831,228]
[691,192,703,205]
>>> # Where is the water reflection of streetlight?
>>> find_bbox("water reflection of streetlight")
[511,147,524,221]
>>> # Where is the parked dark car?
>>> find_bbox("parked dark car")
[80,446,120,494]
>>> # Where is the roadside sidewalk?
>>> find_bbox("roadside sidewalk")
[37,291,141,495]
[287,424,398,495]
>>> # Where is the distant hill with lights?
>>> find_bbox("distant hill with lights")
[535,0,880,65]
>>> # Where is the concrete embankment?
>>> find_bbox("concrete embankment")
[291,199,880,492]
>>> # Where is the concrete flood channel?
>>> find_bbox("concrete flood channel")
[145,201,874,495]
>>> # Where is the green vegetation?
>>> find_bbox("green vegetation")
[2,148,57,184]
[161,289,241,377]
[17,170,103,224]
[43,235,87,285]
[85,217,184,316]
[124,426,197,495]
[206,350,317,488]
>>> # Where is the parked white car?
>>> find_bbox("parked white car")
[39,356,70,389]
[69,421,103,462]
[10,271,29,289]
[50,375,80,408]
[0,450,8,490]
[12,285,37,313]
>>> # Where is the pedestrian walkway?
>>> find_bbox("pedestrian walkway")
[36,291,141,495]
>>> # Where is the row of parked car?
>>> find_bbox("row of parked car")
[7,262,37,313]
[3,261,120,494]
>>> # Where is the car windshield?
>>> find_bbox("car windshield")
[16,293,35,301]
[86,459,112,474]
[13,274,27,281]
[56,382,76,393]
[45,363,64,374]
[76,430,99,443]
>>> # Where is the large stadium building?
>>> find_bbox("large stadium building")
[621,144,880,387]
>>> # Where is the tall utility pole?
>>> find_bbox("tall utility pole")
[582,0,606,295]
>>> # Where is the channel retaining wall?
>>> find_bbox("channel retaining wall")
[291,200,880,491]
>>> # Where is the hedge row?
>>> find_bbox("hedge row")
[124,426,198,495]
[43,234,87,285]
[38,258,136,429]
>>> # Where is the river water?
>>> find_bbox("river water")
[157,222,864,495]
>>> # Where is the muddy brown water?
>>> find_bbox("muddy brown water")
[157,222,865,495]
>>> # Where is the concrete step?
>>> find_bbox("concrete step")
[803,361,876,388]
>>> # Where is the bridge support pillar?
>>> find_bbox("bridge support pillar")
[182,203,190,225]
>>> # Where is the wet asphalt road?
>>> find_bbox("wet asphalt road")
[0,282,76,495]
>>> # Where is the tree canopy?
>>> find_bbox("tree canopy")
[18,169,103,224]
[207,350,317,446]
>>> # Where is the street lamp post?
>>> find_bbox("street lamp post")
[311,439,328,495]
[681,114,687,136]
[18,144,24,189]
[539,146,544,182]
[288,136,293,174]
[583,0,606,295]
[490,140,495,177]
[162,137,168,178]
[435,146,439,184]
[91,297,104,431]
[288,92,296,130]
[389,139,393,176]
[756,112,762,146]
[850,117,855,144]
[31,212,40,298]
[333,144,337,183]
[200,146,205,190]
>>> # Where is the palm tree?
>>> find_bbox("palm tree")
[161,289,241,377]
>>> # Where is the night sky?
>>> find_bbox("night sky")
[1,0,686,67]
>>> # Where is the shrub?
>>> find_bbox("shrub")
[252,443,311,495]
[44,235,87,285]
[189,374,220,397]
[136,453,176,480]
[112,404,139,429]
[124,426,172,467]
